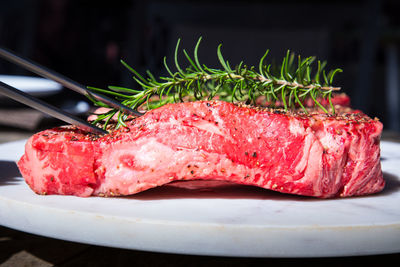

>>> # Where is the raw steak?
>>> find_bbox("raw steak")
[17,100,384,198]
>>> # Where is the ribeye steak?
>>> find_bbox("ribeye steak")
[18,100,384,198]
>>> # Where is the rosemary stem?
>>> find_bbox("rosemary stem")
[153,73,340,94]
[256,76,341,91]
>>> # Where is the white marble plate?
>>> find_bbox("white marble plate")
[0,139,399,257]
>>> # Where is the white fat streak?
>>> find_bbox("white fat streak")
[135,138,178,166]
[211,106,225,127]
[288,119,304,136]
[319,126,346,195]
[301,139,324,196]
[142,116,181,132]
[192,120,225,136]
[294,131,314,173]
[287,130,324,196]
[148,111,229,141]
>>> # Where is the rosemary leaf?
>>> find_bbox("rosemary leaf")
[174,38,185,76]
[194,37,204,72]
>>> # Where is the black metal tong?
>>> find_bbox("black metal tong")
[0,47,143,135]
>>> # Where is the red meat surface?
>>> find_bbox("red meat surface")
[17,100,384,198]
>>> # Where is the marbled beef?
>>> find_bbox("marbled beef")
[17,100,384,198]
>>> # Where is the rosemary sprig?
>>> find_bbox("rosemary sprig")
[88,37,342,129]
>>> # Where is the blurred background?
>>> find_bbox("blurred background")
[1,1,400,265]
[0,0,399,134]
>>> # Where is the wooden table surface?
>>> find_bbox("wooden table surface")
[1,129,400,267]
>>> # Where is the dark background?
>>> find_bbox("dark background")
[1,1,400,264]
[0,0,399,131]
